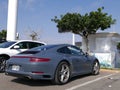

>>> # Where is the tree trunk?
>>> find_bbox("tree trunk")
[82,36,89,53]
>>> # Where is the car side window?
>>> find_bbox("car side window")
[67,46,84,56]
[15,42,29,49]
[28,42,44,49]
[57,46,71,54]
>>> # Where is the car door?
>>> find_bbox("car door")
[68,46,91,74]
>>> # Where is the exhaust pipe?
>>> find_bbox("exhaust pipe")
[26,76,32,79]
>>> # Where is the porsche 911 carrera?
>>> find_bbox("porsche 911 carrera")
[5,44,100,85]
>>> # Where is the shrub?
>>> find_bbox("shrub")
[117,42,120,49]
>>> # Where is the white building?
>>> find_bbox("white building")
[82,32,120,68]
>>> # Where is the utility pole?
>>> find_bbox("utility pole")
[7,0,18,41]
[72,33,75,45]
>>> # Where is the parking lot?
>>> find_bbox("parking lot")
[0,69,120,90]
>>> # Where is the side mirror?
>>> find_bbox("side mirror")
[13,45,20,49]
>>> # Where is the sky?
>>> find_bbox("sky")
[0,0,120,44]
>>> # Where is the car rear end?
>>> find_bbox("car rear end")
[5,44,67,80]
[5,52,55,80]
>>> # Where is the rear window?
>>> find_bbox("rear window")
[20,45,58,54]
[20,51,40,54]
[30,45,58,51]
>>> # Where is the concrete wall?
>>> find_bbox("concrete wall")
[82,32,120,68]
[88,32,120,53]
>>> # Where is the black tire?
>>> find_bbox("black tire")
[0,56,7,72]
[53,61,71,85]
[92,61,100,75]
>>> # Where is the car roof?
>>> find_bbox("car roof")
[7,40,46,45]
[28,44,71,51]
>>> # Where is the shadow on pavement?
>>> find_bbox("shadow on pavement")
[70,74,91,82]
[11,78,54,86]
[11,74,92,86]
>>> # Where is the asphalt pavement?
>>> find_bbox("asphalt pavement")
[0,69,120,90]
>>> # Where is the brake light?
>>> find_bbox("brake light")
[11,56,50,62]
[30,57,50,62]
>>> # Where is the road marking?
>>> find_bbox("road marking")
[66,73,118,90]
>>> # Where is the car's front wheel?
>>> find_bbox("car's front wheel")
[53,61,71,85]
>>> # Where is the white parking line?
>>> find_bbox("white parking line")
[66,73,118,90]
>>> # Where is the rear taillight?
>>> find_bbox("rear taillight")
[30,57,50,62]
[11,56,50,62]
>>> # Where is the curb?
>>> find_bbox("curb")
[100,69,120,73]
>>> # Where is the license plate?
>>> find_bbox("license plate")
[12,65,20,71]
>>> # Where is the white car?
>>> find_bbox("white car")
[0,40,46,72]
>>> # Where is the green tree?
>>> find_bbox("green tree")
[52,7,116,52]
[0,30,7,40]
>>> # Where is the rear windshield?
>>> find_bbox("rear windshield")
[20,45,57,54]
[31,45,57,51]
[20,51,40,54]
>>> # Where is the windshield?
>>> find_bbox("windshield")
[0,41,16,48]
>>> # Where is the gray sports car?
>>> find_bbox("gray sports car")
[5,44,100,85]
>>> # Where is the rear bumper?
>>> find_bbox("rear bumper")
[5,60,56,80]
[5,70,53,80]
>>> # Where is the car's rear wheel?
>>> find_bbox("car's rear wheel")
[0,56,7,72]
[92,61,100,75]
[53,61,71,85]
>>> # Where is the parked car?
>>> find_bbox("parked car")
[5,44,100,85]
[0,40,46,72]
